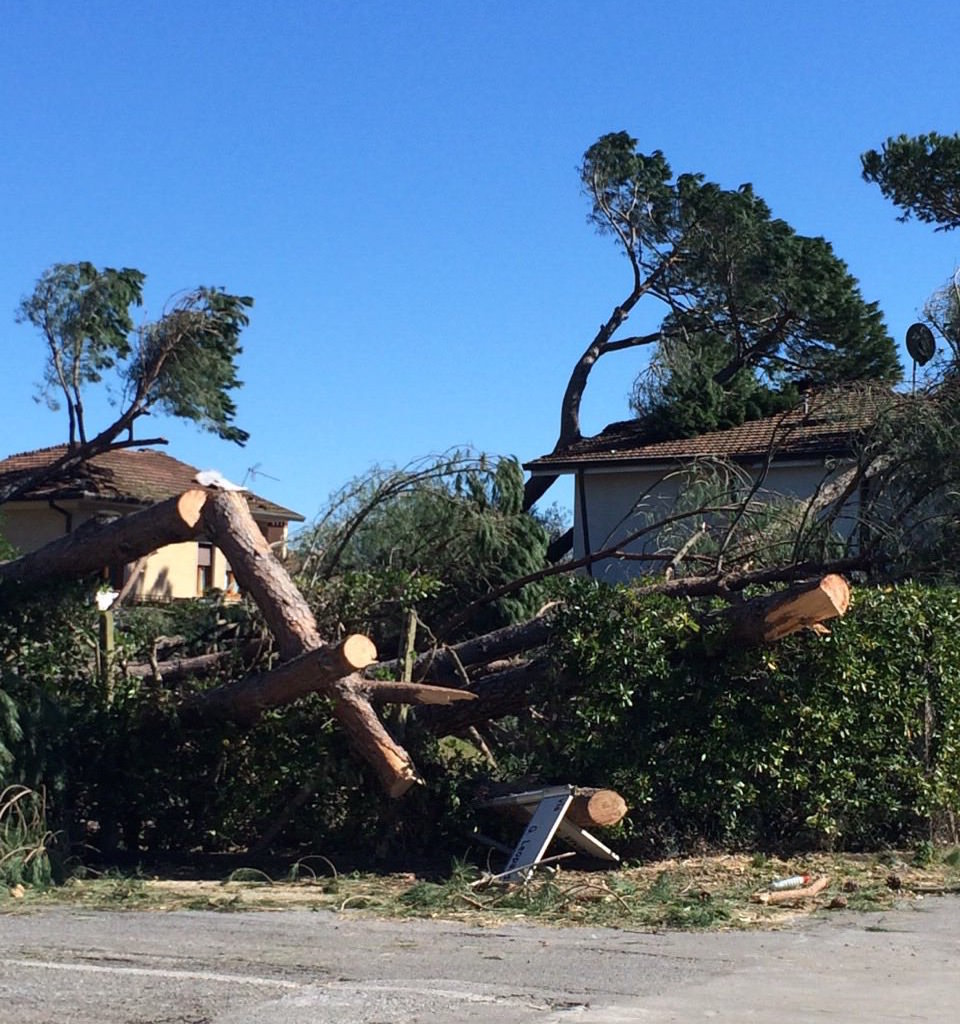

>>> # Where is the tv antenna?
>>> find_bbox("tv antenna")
[242,463,281,487]
[905,322,935,393]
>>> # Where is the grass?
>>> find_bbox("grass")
[4,845,960,928]
[0,785,55,891]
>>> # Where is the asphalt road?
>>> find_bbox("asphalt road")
[0,898,957,1022]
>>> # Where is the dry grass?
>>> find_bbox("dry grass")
[5,847,959,929]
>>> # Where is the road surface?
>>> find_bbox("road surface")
[0,897,957,1022]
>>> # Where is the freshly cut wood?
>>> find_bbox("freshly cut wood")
[329,680,421,798]
[757,875,830,905]
[474,784,627,830]
[185,635,379,719]
[0,489,208,586]
[358,681,478,706]
[200,490,419,798]
[725,574,850,644]
[566,788,628,829]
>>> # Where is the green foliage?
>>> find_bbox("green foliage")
[583,132,899,442]
[0,574,481,864]
[631,335,799,440]
[128,287,252,444]
[7,547,960,868]
[297,453,549,644]
[523,578,960,854]
[16,262,251,447]
[0,786,54,889]
[16,262,145,445]
[862,132,960,231]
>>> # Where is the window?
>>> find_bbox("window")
[197,542,214,595]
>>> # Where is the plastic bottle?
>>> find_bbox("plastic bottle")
[769,874,810,891]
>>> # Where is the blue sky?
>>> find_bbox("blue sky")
[3,1,960,524]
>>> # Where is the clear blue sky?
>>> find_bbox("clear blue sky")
[3,1,960,524]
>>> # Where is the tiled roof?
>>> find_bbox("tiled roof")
[0,445,304,521]
[525,391,889,472]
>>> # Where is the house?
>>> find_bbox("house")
[524,393,882,584]
[0,446,304,601]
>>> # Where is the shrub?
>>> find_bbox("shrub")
[526,578,960,854]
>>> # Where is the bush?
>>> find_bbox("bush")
[525,578,960,854]
[4,572,960,866]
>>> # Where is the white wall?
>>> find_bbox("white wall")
[571,459,860,585]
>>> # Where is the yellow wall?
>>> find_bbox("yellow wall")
[0,500,282,602]
[1,502,70,551]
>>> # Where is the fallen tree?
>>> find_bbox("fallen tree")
[0,483,853,797]
[193,490,474,797]
[0,490,208,586]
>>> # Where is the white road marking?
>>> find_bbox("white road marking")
[0,957,302,989]
[1,959,575,1011]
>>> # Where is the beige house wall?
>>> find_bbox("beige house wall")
[1,501,284,602]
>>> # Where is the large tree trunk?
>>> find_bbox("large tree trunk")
[201,490,321,659]
[187,636,475,722]
[200,490,421,797]
[185,635,377,721]
[0,489,208,585]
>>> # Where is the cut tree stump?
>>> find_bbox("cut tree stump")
[725,573,850,644]
[565,788,629,829]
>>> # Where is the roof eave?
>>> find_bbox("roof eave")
[525,446,857,474]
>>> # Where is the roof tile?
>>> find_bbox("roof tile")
[0,445,304,521]
[524,390,891,472]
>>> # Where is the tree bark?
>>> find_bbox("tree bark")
[184,635,378,720]
[395,615,554,684]
[0,489,207,585]
[201,490,321,659]
[723,574,850,644]
[199,491,421,797]
[419,656,552,735]
[328,680,421,798]
[185,636,474,719]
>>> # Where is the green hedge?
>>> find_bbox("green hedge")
[4,576,960,862]
[527,579,960,854]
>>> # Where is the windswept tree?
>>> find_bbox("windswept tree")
[527,132,900,509]
[17,263,146,447]
[7,263,252,505]
[863,132,960,369]
[862,132,960,232]
[17,262,251,449]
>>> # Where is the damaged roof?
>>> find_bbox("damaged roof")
[0,445,304,522]
[524,391,889,474]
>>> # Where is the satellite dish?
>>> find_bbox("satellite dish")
[906,323,935,366]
